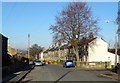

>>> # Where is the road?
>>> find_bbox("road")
[22,64,118,82]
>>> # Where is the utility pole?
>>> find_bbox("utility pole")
[118,1,120,64]
[28,33,30,59]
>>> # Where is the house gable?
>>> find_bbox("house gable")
[88,38,109,62]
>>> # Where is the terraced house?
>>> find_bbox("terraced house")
[43,38,119,68]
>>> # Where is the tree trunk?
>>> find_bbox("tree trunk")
[73,44,80,66]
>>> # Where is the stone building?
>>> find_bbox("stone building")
[8,43,17,56]
[43,44,76,61]
[44,38,119,66]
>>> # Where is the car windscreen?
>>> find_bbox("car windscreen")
[65,60,73,62]
[34,60,41,62]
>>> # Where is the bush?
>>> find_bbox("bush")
[111,65,114,69]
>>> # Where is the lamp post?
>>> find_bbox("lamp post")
[105,20,118,66]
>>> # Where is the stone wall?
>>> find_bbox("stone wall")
[2,57,29,77]
[76,61,111,69]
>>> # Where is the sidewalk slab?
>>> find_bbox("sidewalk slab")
[2,64,34,83]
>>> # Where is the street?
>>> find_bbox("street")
[21,64,118,82]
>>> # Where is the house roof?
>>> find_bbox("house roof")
[77,37,97,45]
[44,37,106,53]
[108,48,120,55]
[0,33,8,39]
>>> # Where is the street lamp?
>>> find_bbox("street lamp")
[105,20,118,66]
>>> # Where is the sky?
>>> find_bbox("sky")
[2,2,119,50]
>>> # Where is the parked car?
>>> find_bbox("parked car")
[33,59,44,66]
[63,59,75,68]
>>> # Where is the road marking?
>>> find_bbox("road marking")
[54,71,71,83]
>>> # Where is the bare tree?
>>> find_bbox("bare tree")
[30,44,44,59]
[49,2,100,66]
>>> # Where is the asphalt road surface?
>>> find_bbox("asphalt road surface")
[22,64,119,82]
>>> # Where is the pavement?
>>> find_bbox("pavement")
[2,64,35,83]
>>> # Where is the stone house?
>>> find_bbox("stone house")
[8,43,17,56]
[87,38,119,65]
[43,38,119,66]
[43,44,75,60]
